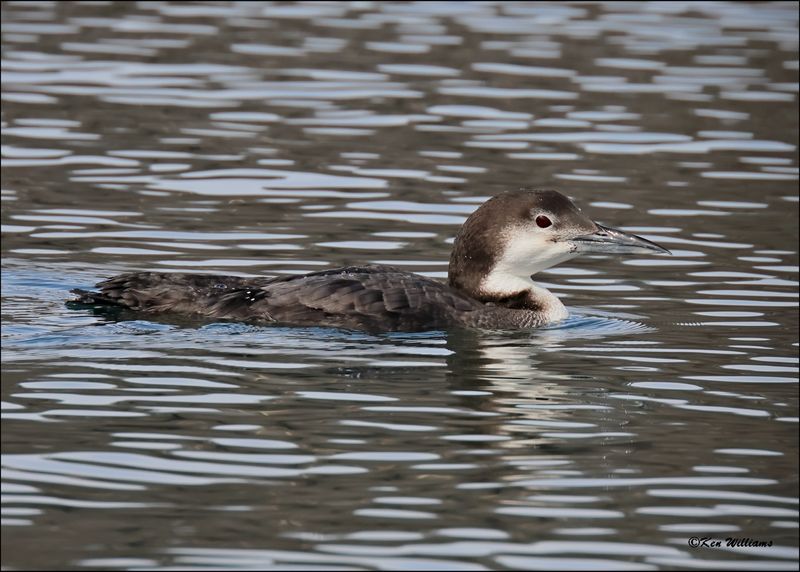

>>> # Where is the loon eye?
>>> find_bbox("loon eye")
[535,215,552,229]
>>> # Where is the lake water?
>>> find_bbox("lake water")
[1,1,798,570]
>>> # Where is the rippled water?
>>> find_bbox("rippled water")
[2,1,798,570]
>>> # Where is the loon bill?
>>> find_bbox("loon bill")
[71,189,670,332]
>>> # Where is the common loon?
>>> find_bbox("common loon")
[72,190,669,332]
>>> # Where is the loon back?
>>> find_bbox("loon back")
[71,266,543,332]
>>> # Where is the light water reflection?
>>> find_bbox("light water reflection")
[2,1,798,570]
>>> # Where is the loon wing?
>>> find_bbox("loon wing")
[213,266,482,330]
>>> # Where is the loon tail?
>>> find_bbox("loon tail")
[70,272,257,314]
[71,287,120,306]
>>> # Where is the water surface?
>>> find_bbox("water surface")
[2,1,798,570]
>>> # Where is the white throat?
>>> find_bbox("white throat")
[477,230,576,324]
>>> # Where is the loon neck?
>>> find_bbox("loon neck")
[527,282,569,324]
[449,268,569,325]
[481,273,568,324]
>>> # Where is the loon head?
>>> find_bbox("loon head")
[448,189,670,311]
